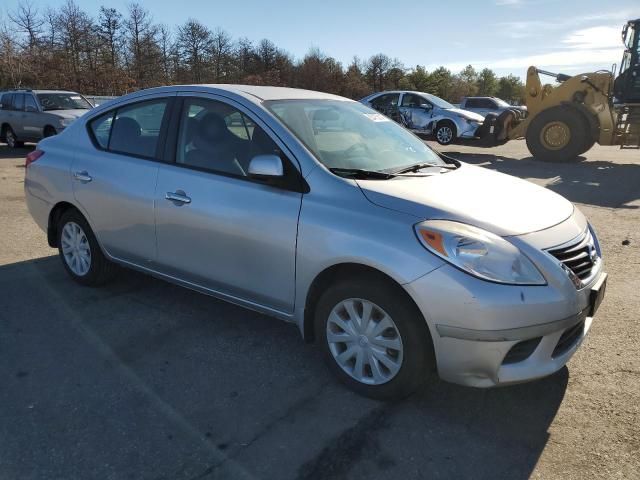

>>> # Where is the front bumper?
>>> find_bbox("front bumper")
[404,260,606,388]
[458,120,483,139]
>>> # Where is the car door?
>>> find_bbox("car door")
[399,93,433,133]
[154,94,303,313]
[370,93,401,122]
[11,94,25,137]
[22,94,41,141]
[72,94,174,264]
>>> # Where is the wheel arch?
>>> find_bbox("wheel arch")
[437,118,457,132]
[43,125,58,137]
[0,122,11,141]
[47,201,79,247]
[302,262,428,344]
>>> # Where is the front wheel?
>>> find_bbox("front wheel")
[526,106,589,162]
[57,209,117,286]
[435,122,456,145]
[314,276,435,400]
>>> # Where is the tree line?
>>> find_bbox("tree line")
[0,1,526,104]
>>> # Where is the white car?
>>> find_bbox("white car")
[360,91,485,145]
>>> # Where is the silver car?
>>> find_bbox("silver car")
[360,91,485,145]
[24,85,607,399]
[0,89,93,148]
[459,96,527,118]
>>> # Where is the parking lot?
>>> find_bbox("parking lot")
[1,140,639,479]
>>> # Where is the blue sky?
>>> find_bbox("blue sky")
[2,0,637,78]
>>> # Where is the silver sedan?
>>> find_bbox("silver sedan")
[24,85,606,399]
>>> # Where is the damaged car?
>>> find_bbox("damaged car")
[360,91,484,145]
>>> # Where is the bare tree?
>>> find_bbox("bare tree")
[177,19,212,83]
[210,28,233,82]
[98,7,122,68]
[8,1,44,49]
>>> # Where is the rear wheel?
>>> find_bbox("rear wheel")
[314,275,435,400]
[43,126,57,138]
[526,106,589,161]
[57,209,117,286]
[4,126,24,148]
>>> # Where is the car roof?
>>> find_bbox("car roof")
[117,84,350,105]
[32,90,82,94]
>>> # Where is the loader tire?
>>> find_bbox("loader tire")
[526,106,589,162]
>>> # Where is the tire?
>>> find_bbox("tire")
[4,126,24,148]
[43,126,57,138]
[314,275,435,400]
[57,209,117,286]
[435,121,456,145]
[526,106,589,162]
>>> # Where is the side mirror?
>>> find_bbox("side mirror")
[420,103,431,110]
[248,154,284,179]
[25,105,37,112]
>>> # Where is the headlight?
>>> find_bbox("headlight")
[461,116,481,124]
[415,220,546,285]
[59,118,74,127]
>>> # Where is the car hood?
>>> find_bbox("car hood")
[356,163,574,236]
[48,109,90,120]
[443,108,485,122]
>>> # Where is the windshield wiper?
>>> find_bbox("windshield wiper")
[329,167,395,180]
[391,162,457,175]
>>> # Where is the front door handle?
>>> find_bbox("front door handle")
[165,191,191,205]
[73,171,92,182]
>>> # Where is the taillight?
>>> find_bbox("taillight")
[25,149,44,167]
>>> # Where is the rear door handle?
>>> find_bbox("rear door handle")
[73,171,92,182]
[165,191,191,205]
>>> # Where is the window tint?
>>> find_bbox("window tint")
[465,98,480,108]
[12,94,25,111]
[176,98,278,177]
[371,93,400,109]
[89,111,114,149]
[401,94,429,108]
[108,99,168,158]
[24,95,38,111]
[0,94,12,110]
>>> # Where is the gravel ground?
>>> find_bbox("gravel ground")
[0,140,638,479]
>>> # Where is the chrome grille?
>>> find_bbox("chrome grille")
[547,229,599,286]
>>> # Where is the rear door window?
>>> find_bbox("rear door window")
[12,94,25,111]
[0,94,13,110]
[24,95,38,112]
[87,99,169,159]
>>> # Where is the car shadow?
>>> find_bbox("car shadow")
[1,255,568,479]
[0,143,34,160]
[444,151,640,209]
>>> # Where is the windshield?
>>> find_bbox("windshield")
[37,93,92,111]
[421,93,454,109]
[265,99,445,173]
[494,98,511,107]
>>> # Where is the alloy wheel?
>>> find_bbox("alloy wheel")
[437,126,453,144]
[326,298,403,385]
[61,221,92,276]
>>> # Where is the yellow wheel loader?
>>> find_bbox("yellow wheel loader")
[481,18,640,161]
